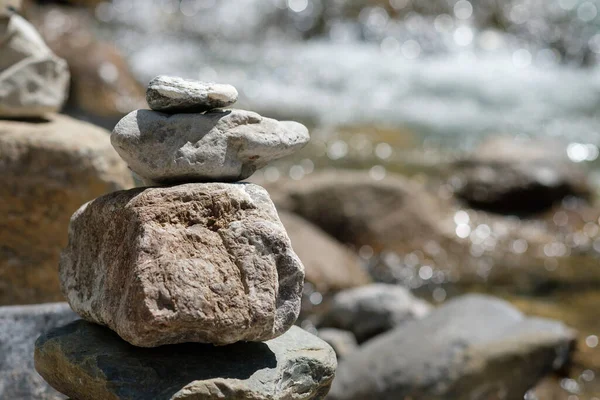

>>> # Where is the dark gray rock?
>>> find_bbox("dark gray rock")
[35,321,336,400]
[452,136,590,214]
[320,284,431,343]
[328,294,576,400]
[0,302,77,400]
[146,75,238,113]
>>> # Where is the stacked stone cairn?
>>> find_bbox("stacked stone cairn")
[34,75,337,400]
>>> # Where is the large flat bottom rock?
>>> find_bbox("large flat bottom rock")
[34,321,336,400]
[0,302,78,400]
[328,294,576,400]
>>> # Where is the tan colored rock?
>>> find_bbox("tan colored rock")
[279,210,370,294]
[0,114,133,305]
[60,183,305,347]
[263,169,453,254]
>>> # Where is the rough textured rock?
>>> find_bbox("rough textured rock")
[24,3,146,128]
[111,109,310,185]
[452,136,590,214]
[262,169,453,254]
[146,75,238,113]
[328,294,576,400]
[35,322,336,400]
[60,183,304,347]
[320,284,431,343]
[0,12,69,118]
[0,114,133,305]
[279,211,370,294]
[0,302,77,400]
[317,328,357,360]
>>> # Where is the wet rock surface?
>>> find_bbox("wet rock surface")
[320,284,431,343]
[0,114,133,305]
[0,302,77,400]
[34,321,336,400]
[60,182,304,347]
[111,108,310,184]
[328,294,576,400]
[146,75,238,113]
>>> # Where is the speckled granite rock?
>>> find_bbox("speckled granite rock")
[35,321,336,400]
[328,294,576,400]
[146,75,238,113]
[0,302,77,400]
[111,108,309,185]
[320,284,431,343]
[60,182,304,347]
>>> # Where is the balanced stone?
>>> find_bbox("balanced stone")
[0,12,69,118]
[111,108,309,184]
[60,182,304,347]
[34,321,337,400]
[146,75,238,113]
[328,294,576,400]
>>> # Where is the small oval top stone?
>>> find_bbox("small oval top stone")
[146,75,238,113]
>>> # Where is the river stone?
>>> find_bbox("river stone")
[320,284,431,343]
[0,114,133,305]
[279,211,370,294]
[0,302,77,400]
[317,328,358,360]
[0,13,69,118]
[60,182,304,347]
[35,321,336,400]
[111,108,309,184]
[146,75,238,113]
[452,136,590,214]
[328,294,576,400]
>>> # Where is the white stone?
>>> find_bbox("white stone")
[111,108,309,184]
[146,75,238,113]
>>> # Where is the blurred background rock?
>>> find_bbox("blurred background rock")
[2,0,600,398]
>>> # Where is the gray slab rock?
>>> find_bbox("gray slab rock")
[60,182,304,347]
[0,13,69,118]
[146,75,238,113]
[0,302,77,400]
[111,108,309,184]
[317,328,358,360]
[320,284,431,343]
[35,321,336,400]
[328,294,576,400]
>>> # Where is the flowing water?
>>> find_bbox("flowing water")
[88,0,600,397]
